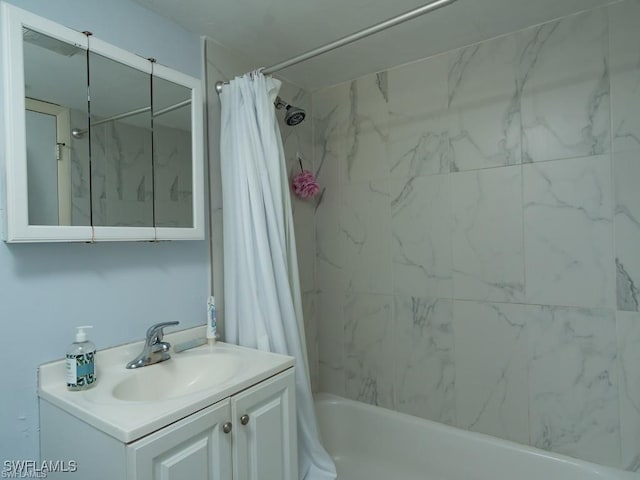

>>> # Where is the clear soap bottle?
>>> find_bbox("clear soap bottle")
[65,326,96,391]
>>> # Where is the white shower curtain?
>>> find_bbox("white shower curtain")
[219,72,337,480]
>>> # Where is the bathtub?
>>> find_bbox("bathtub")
[314,394,637,480]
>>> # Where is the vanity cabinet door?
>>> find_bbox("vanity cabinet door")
[231,368,297,480]
[127,400,232,480]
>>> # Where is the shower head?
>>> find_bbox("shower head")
[284,105,306,126]
[274,96,306,126]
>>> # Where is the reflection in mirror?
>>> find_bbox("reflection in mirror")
[23,28,89,226]
[88,52,152,227]
[152,76,193,228]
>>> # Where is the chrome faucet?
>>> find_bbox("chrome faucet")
[126,321,179,369]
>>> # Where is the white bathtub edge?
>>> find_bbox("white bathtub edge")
[314,393,638,480]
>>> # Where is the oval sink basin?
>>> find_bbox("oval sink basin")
[112,352,242,402]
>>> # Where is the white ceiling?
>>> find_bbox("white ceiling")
[134,0,616,91]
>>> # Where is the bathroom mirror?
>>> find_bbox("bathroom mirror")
[2,4,93,242]
[88,48,153,230]
[2,3,204,242]
[152,72,194,229]
[23,28,90,228]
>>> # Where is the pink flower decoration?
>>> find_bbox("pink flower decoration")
[292,170,320,199]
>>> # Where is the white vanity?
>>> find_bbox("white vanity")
[38,328,297,480]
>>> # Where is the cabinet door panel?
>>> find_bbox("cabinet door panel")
[232,368,297,480]
[127,400,232,480]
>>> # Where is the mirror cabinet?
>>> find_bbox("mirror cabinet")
[1,3,204,242]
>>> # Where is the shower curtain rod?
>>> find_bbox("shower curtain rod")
[215,0,458,93]
[70,99,191,138]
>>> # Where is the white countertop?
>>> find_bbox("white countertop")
[38,326,294,443]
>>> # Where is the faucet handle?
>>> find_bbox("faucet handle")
[146,321,179,344]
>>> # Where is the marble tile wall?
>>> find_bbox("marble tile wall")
[312,0,640,471]
[153,125,194,228]
[90,120,154,227]
[72,118,193,228]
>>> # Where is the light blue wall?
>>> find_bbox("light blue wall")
[0,0,208,460]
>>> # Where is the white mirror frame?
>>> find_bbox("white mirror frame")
[1,3,205,243]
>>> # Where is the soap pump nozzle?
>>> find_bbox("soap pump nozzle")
[75,325,93,343]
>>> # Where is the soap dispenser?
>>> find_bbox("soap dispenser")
[65,326,96,391]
